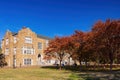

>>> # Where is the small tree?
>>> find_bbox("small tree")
[0,48,7,67]
[44,37,69,70]
[70,31,85,70]
[0,53,7,67]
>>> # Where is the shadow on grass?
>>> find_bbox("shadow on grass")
[78,71,120,80]
[41,65,120,80]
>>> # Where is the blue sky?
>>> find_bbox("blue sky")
[0,0,120,41]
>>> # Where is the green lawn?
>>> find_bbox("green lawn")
[0,66,120,80]
[0,67,79,80]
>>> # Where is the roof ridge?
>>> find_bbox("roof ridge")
[37,34,52,40]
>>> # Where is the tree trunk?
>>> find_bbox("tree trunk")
[110,60,113,71]
[109,52,113,71]
[68,57,70,66]
[79,61,82,71]
[94,62,96,70]
[85,60,87,68]
[103,64,106,70]
[59,60,62,70]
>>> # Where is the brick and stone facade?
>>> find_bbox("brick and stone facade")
[1,27,51,67]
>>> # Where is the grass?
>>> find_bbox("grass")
[0,67,77,80]
[0,66,120,80]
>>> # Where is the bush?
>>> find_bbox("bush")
[0,54,7,67]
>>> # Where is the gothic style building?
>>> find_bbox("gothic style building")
[1,27,52,67]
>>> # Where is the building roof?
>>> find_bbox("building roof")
[6,27,52,40]
[37,34,52,40]
[12,32,18,36]
[11,32,52,40]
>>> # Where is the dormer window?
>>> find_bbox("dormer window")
[25,37,32,44]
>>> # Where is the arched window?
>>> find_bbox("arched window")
[38,54,41,58]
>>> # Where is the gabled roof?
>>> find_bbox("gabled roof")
[11,32,52,40]
[6,27,52,40]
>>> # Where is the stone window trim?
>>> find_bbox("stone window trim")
[22,47,34,54]
[14,36,17,43]
[23,58,32,65]
[38,42,42,49]
[25,37,32,44]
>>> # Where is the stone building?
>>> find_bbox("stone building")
[1,27,52,67]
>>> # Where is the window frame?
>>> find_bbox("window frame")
[14,36,17,43]
[25,37,32,44]
[22,47,34,54]
[24,59,32,65]
[38,42,42,49]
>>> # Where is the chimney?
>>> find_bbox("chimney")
[22,26,27,29]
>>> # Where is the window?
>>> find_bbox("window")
[46,40,49,47]
[14,37,17,43]
[27,47,32,54]
[47,60,51,63]
[14,47,16,55]
[22,47,34,54]
[25,37,32,44]
[38,42,42,49]
[5,48,9,55]
[24,59,32,65]
[6,38,9,45]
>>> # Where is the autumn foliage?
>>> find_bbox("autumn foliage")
[44,19,120,71]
